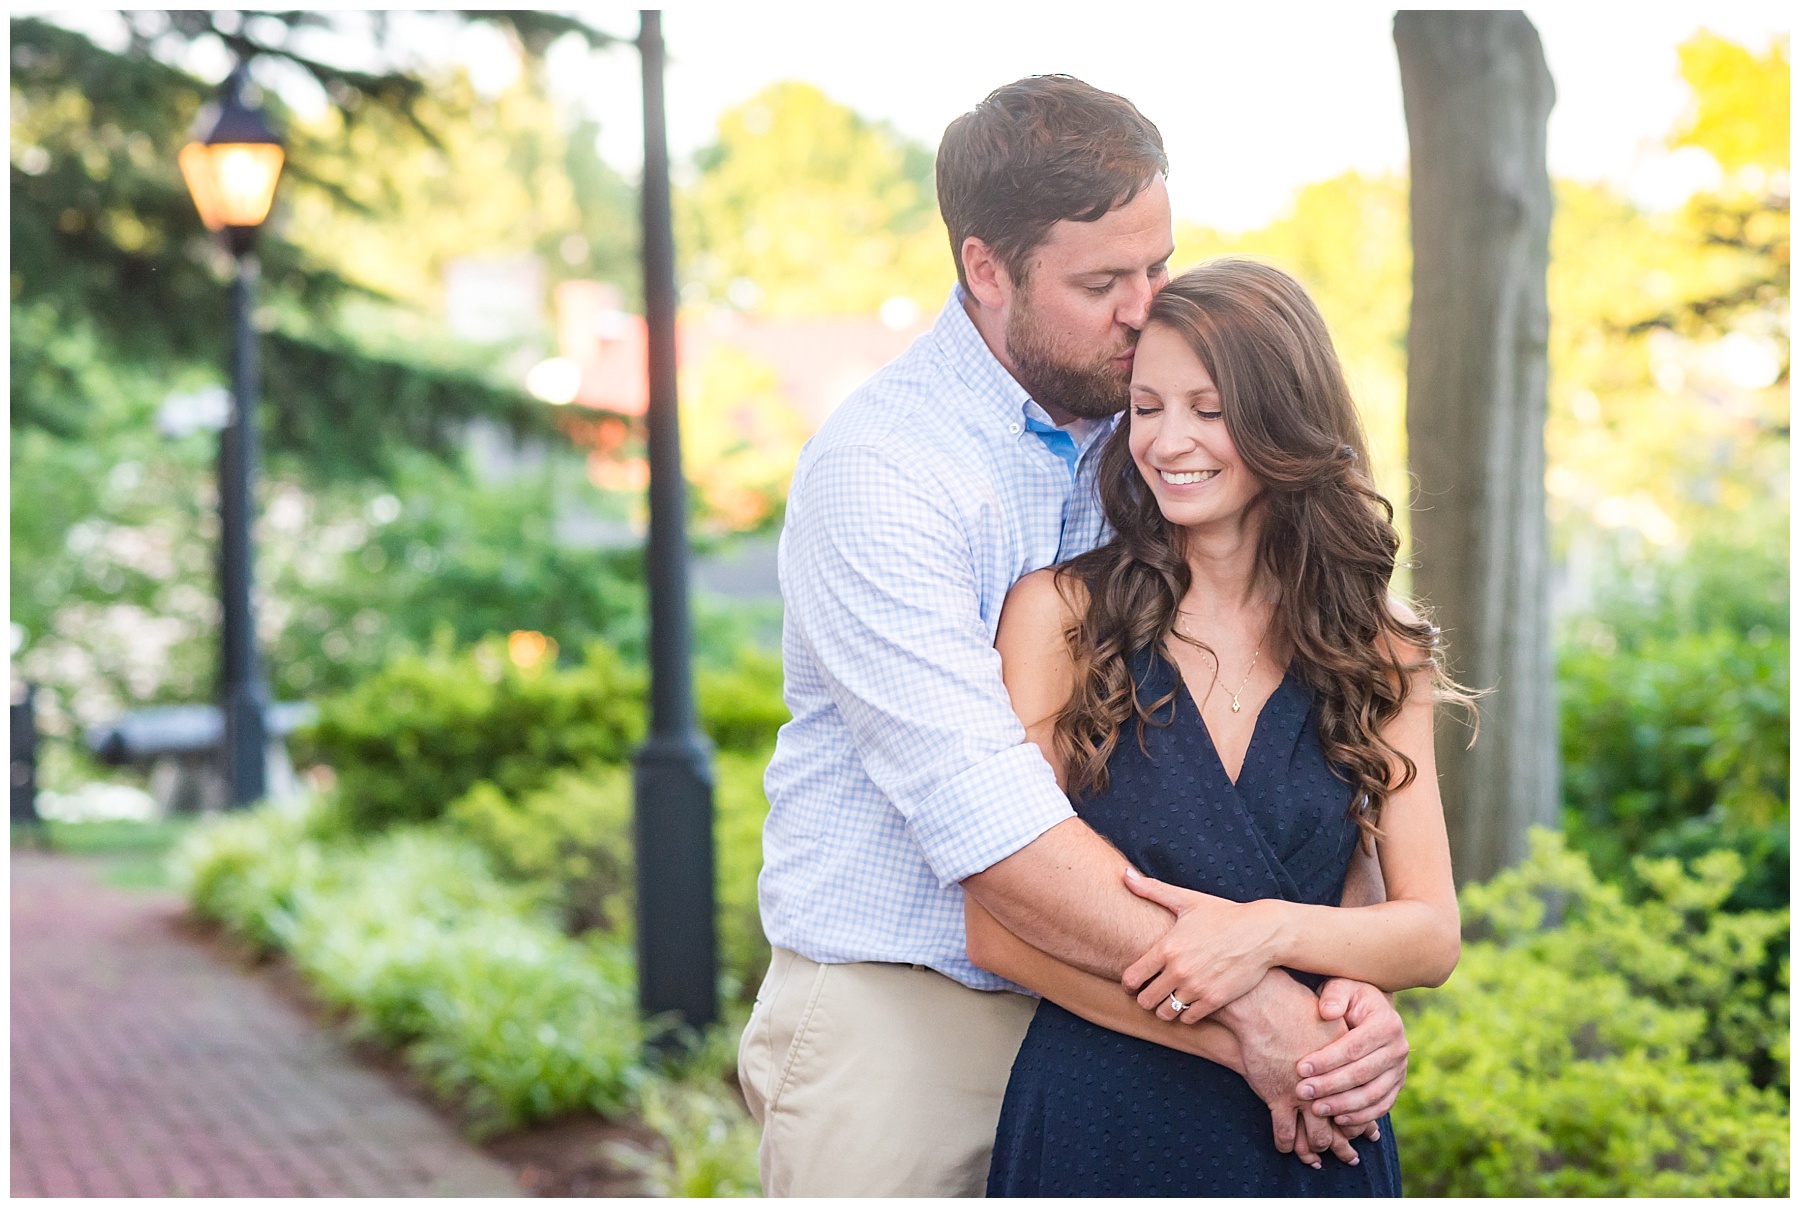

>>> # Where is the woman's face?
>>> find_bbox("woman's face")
[1127,323,1263,531]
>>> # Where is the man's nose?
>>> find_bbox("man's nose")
[1117,274,1156,331]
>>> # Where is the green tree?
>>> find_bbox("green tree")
[1625,33,1789,391]
[9,12,637,477]
[677,81,953,316]
[280,69,636,320]
[678,345,811,534]
[1670,32,1789,176]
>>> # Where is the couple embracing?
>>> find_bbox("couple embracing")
[737,74,1467,1198]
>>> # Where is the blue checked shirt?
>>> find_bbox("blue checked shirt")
[760,287,1114,990]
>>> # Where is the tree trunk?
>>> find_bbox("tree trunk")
[1394,12,1558,885]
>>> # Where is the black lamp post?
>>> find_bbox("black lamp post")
[632,9,718,1037]
[178,66,285,808]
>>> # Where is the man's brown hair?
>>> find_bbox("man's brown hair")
[936,75,1168,291]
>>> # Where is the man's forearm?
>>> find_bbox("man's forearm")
[961,817,1172,978]
[966,895,1244,1072]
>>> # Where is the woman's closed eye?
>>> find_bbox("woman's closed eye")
[1132,404,1162,418]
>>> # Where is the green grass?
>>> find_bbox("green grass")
[13,817,198,890]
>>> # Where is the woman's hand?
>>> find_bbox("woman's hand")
[1119,868,1287,1022]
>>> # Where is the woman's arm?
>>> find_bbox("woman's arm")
[1122,662,1462,1020]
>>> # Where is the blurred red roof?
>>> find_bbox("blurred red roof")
[553,280,931,427]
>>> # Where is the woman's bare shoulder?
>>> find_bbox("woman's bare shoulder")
[998,568,1087,728]
[1000,566,1086,644]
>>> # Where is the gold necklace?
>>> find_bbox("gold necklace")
[1177,613,1268,713]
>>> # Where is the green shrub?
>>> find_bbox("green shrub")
[295,638,645,831]
[171,798,345,953]
[1558,521,1788,903]
[1397,830,1788,1197]
[298,639,788,835]
[1560,626,1788,899]
[448,767,636,934]
[697,650,789,753]
[445,750,775,997]
[1575,524,1787,649]
[630,1077,762,1197]
[713,750,775,997]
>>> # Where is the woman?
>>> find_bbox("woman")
[968,259,1468,1196]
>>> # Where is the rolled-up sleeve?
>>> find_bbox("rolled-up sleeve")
[785,442,1074,885]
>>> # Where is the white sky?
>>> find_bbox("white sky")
[564,1,1788,230]
[38,5,1790,231]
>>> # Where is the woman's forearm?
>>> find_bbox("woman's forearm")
[1261,898,1460,992]
[967,897,1244,1073]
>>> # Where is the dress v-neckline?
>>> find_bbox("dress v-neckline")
[1173,656,1290,790]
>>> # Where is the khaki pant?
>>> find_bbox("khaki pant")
[738,947,1037,1197]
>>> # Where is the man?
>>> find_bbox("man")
[739,75,1410,1197]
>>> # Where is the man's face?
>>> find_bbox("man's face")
[1001,176,1175,422]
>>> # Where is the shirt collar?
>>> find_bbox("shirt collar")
[1026,408,1114,456]
[930,283,1033,430]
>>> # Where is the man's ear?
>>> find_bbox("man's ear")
[961,236,1012,311]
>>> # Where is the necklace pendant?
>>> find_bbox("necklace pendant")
[1231,699,1242,713]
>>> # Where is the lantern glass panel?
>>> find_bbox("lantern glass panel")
[179,142,284,230]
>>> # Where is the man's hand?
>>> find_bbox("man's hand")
[1294,978,1409,1127]
[1217,972,1369,1168]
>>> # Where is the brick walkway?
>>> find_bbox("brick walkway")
[10,851,523,1197]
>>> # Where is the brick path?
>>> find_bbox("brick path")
[10,851,523,1197]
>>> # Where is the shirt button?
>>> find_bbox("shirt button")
[1008,422,1021,434]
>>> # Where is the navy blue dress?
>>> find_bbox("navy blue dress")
[987,647,1401,1197]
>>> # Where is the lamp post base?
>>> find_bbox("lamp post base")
[222,685,269,807]
[632,734,718,1044]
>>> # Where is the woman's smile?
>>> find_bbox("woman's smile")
[1157,467,1221,487]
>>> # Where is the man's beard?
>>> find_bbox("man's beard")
[1004,302,1135,420]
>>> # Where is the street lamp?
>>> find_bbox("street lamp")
[179,66,284,807]
[632,9,718,1039]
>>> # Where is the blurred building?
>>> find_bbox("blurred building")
[549,280,930,427]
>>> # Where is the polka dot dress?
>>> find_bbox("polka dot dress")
[987,647,1402,1197]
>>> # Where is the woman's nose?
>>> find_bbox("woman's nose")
[1152,413,1198,456]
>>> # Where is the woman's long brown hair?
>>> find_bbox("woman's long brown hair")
[1053,259,1475,846]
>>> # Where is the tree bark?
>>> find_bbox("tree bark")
[1394,12,1558,885]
